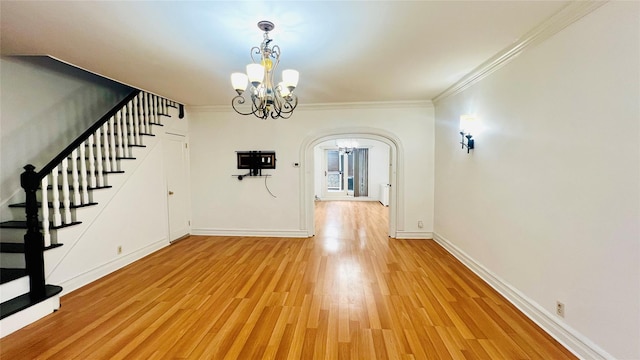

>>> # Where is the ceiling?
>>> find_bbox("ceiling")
[0,1,568,107]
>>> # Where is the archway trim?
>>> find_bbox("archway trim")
[299,127,404,237]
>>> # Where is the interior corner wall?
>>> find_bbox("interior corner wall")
[0,56,132,208]
[433,2,639,359]
[188,104,434,236]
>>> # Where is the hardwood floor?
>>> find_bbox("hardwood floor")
[0,201,575,359]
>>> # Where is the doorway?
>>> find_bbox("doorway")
[305,133,399,237]
[163,134,190,241]
[322,149,354,198]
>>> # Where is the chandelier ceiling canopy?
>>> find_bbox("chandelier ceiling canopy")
[231,20,299,120]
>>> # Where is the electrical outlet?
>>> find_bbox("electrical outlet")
[556,301,565,317]
[117,246,123,255]
[418,220,424,229]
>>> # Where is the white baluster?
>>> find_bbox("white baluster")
[152,95,158,126]
[102,123,111,173]
[40,176,51,247]
[71,149,81,206]
[145,92,151,133]
[51,165,62,227]
[126,102,134,151]
[116,111,124,159]
[95,128,104,187]
[133,95,140,145]
[79,141,89,204]
[88,134,97,189]
[149,94,158,124]
[61,158,72,224]
[122,109,130,157]
[108,116,117,171]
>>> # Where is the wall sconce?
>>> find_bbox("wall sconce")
[459,115,476,153]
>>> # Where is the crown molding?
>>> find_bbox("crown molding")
[297,100,433,111]
[432,0,607,104]
[188,100,433,114]
[187,105,230,113]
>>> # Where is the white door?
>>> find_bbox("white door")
[322,149,352,198]
[164,134,190,241]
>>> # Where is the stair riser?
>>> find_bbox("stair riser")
[0,228,25,244]
[0,227,59,244]
[7,207,78,228]
[0,277,29,303]
[0,253,25,268]
[36,176,114,194]
[62,159,124,173]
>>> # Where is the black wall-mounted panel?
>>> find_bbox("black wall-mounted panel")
[236,151,276,170]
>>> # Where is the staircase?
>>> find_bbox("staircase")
[0,90,183,337]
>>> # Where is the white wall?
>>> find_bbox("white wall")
[368,141,390,202]
[188,103,434,238]
[0,56,131,208]
[433,2,639,359]
[45,136,170,294]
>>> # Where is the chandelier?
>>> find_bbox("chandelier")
[336,139,359,154]
[231,21,299,120]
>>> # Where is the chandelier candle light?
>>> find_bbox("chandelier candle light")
[231,21,300,119]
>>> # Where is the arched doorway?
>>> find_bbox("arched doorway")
[299,128,404,238]
[315,138,389,200]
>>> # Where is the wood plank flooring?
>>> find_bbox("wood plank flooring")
[0,201,576,359]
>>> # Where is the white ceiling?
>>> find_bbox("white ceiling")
[0,1,568,107]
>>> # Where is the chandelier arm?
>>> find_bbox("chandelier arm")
[268,94,296,119]
[232,95,260,116]
[270,45,281,70]
[280,94,298,114]
[250,46,262,63]
[251,94,269,120]
[232,94,269,119]
[270,97,284,119]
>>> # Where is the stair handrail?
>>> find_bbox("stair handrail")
[36,89,141,181]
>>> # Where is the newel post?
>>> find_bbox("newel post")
[21,164,46,299]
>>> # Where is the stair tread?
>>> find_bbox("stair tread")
[47,185,113,190]
[0,242,64,253]
[0,268,27,285]
[69,156,137,160]
[65,170,124,174]
[9,202,98,209]
[0,284,63,320]
[0,220,81,230]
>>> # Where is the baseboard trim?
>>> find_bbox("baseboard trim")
[394,231,433,240]
[432,232,613,360]
[56,237,169,296]
[191,228,309,238]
